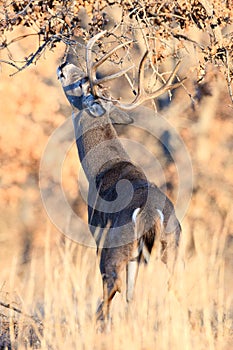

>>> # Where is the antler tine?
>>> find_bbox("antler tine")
[143,60,186,101]
[86,30,134,96]
[129,50,149,106]
[106,51,150,110]
[86,31,107,96]
[113,57,185,110]
[96,65,134,85]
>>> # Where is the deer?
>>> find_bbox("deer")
[57,31,183,326]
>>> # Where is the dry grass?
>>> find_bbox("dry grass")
[0,213,232,349]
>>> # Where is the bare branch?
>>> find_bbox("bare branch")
[10,0,34,21]
[0,59,20,72]
[10,40,48,76]
[225,49,233,104]
[0,301,41,324]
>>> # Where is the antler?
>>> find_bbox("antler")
[114,53,185,110]
[85,31,185,110]
[86,30,134,97]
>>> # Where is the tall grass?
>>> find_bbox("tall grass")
[1,213,232,349]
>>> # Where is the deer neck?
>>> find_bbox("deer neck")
[72,108,130,181]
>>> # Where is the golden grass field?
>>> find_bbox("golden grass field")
[0,30,233,349]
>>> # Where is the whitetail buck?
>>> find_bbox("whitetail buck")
[57,31,183,325]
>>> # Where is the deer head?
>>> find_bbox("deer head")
[57,30,185,119]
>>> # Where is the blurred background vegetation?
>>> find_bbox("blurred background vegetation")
[0,1,233,348]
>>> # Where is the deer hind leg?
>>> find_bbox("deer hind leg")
[160,222,181,275]
[96,247,125,324]
[126,259,139,303]
[126,239,143,303]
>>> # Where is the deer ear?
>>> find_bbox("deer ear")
[109,106,134,125]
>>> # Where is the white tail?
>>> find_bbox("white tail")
[57,31,182,327]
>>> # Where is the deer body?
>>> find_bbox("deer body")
[57,32,182,324]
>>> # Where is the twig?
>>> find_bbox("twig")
[0,59,20,72]
[10,40,48,76]
[0,301,25,316]
[8,0,34,20]
[1,33,77,76]
[225,49,233,105]
[0,301,42,325]
[172,33,205,50]
[0,33,39,49]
